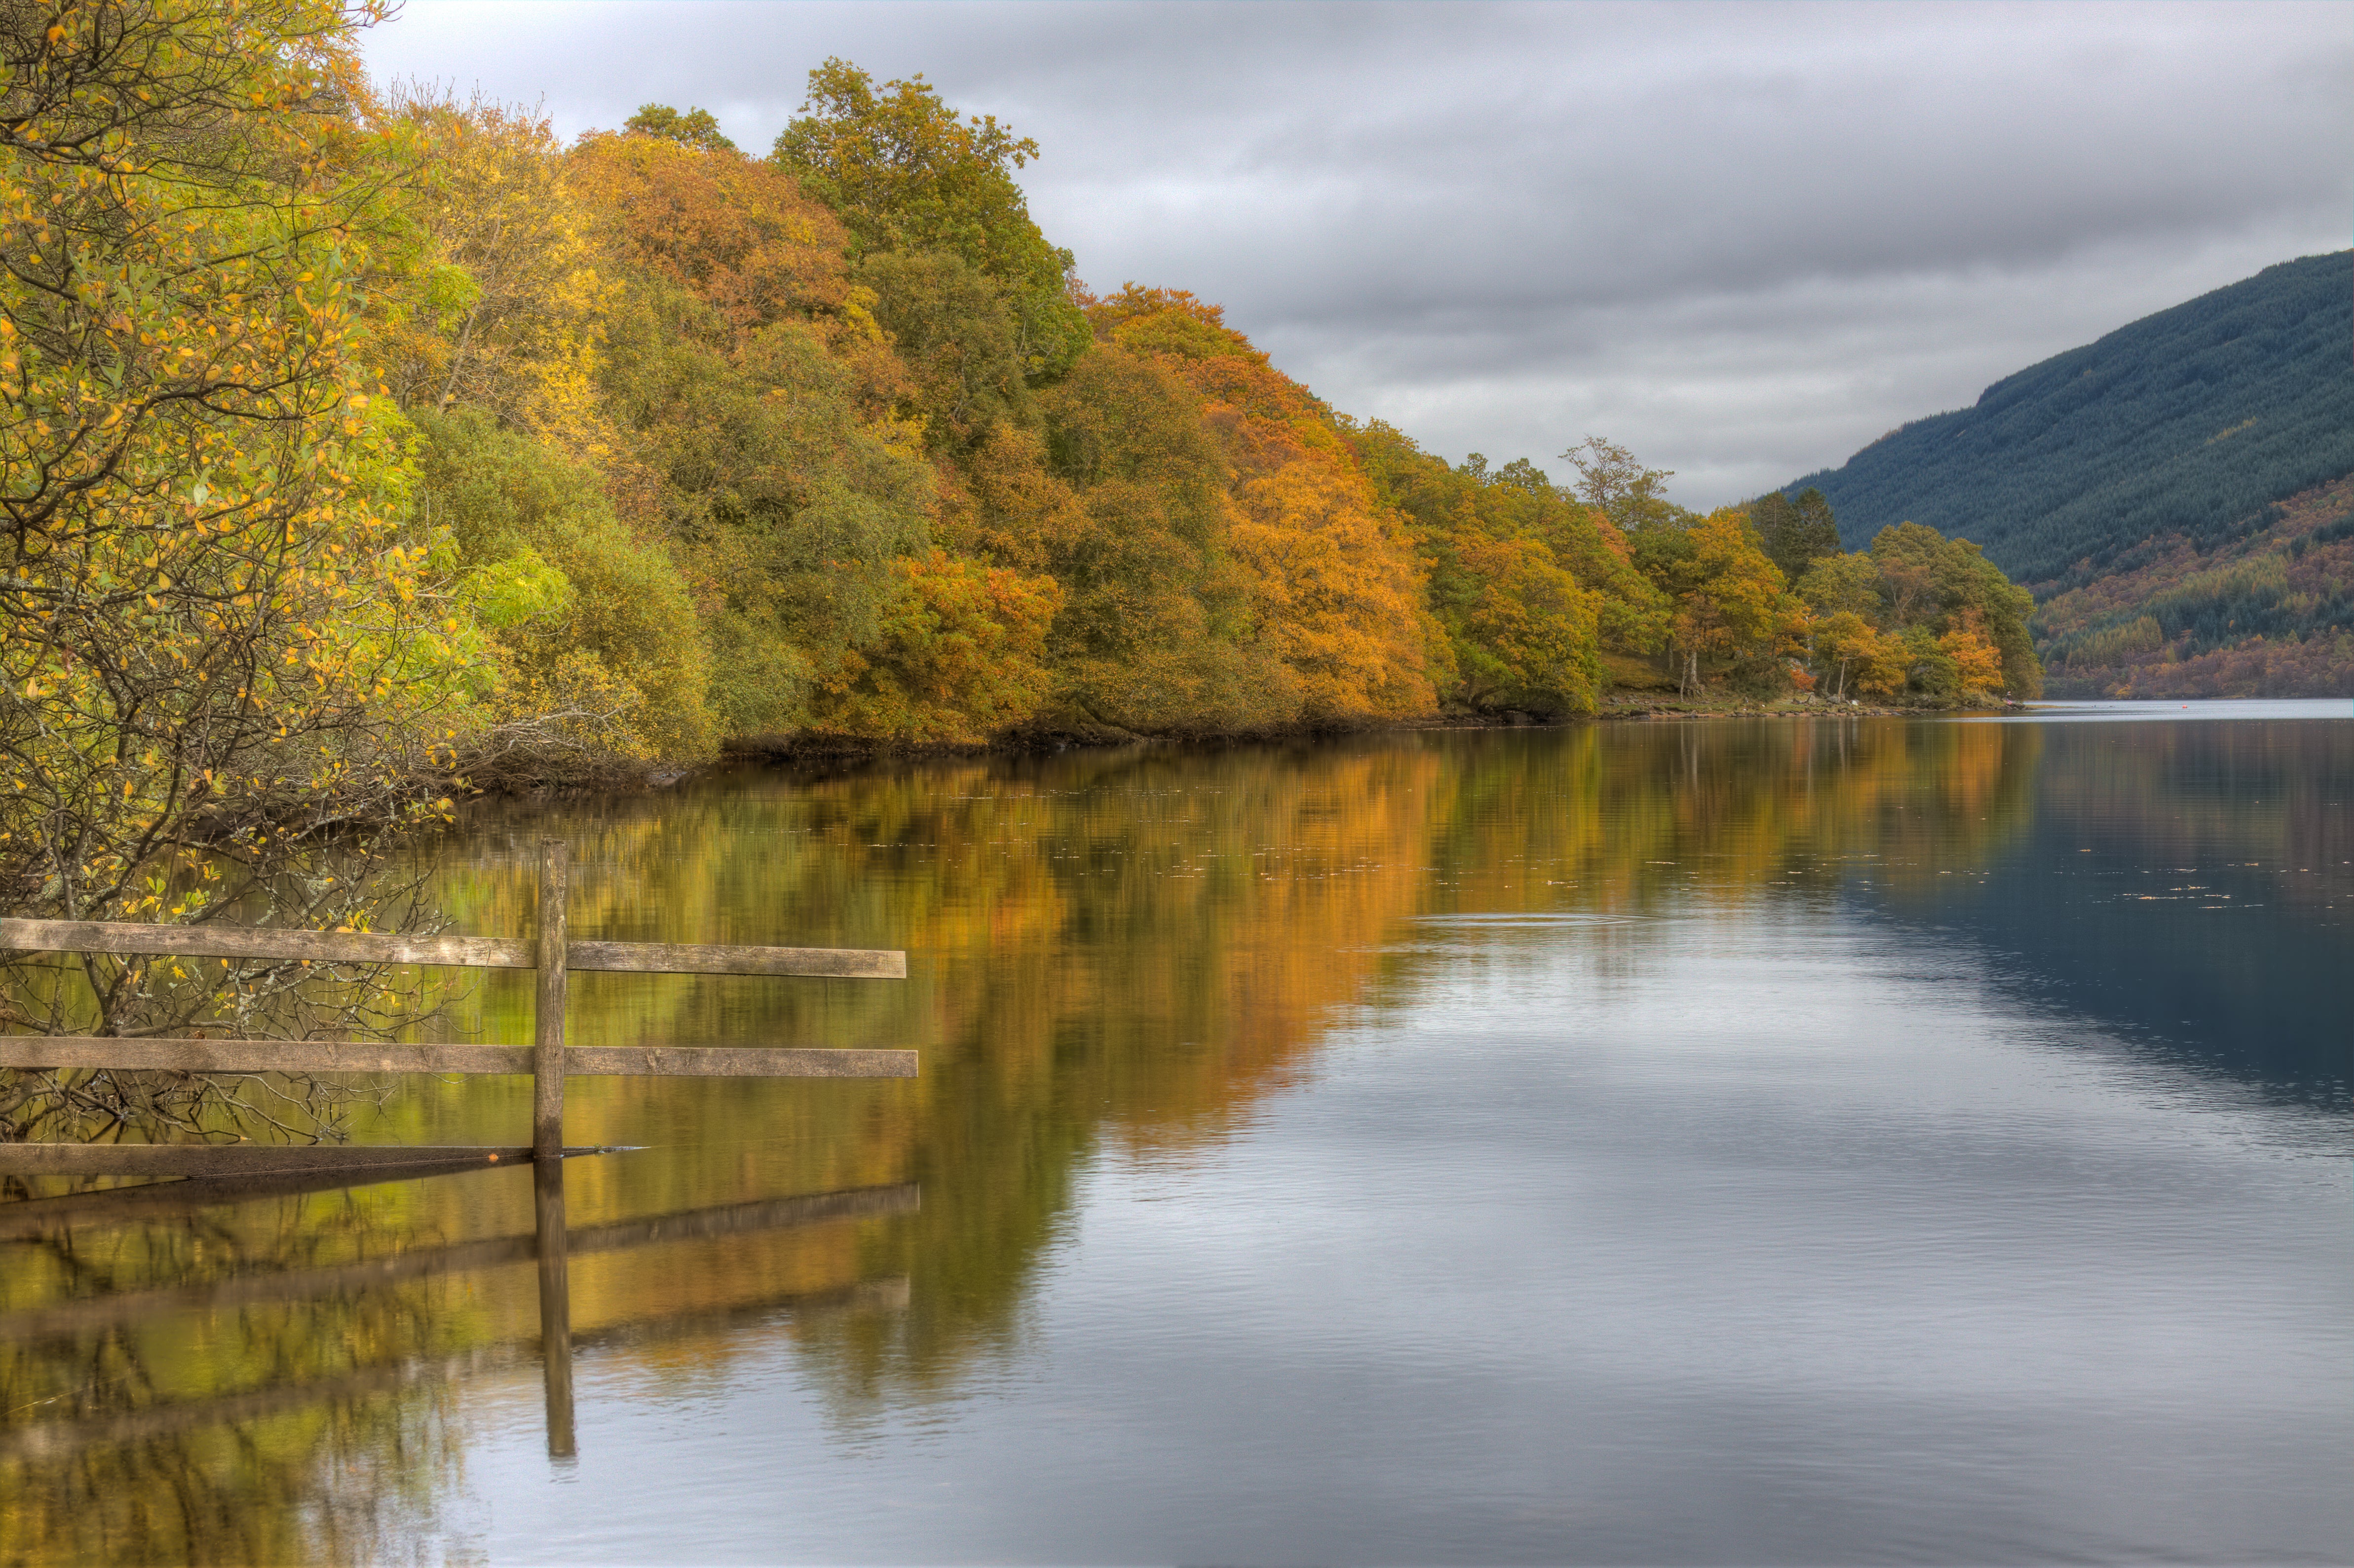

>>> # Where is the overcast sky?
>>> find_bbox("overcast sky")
[360,0,2353,507]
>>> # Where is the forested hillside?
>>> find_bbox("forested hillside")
[1782,252,2354,593]
[2031,472,2354,697]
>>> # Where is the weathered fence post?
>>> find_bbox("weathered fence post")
[533,840,569,1160]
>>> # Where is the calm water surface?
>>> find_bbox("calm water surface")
[3,706,2349,1564]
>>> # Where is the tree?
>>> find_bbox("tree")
[1754,486,1841,582]
[566,130,938,739]
[808,549,1061,742]
[1035,343,1287,731]
[1092,288,1438,722]
[1866,522,2041,697]
[1,0,471,1143]
[1655,510,1804,694]
[411,409,715,769]
[772,59,1087,381]
[1937,609,2007,696]
[623,103,735,153]
[1812,611,1905,699]
[374,91,611,440]
[1452,535,1601,713]
[1562,435,1683,534]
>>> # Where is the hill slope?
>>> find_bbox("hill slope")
[1783,251,2354,593]
[2029,471,2354,697]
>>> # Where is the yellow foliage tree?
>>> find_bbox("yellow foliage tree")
[0,0,476,1140]
[1663,508,1806,694]
[374,91,613,452]
[810,550,1062,742]
[1938,608,2008,696]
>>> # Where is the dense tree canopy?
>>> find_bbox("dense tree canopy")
[6,31,2050,830]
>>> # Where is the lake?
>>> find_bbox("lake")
[3,705,2349,1564]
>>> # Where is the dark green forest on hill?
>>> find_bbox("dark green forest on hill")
[1781,251,2354,593]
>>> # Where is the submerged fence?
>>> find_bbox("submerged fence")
[0,839,914,1176]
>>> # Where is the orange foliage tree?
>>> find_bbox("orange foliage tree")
[1090,287,1439,722]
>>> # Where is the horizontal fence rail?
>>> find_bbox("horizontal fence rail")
[0,1038,918,1080]
[0,919,906,979]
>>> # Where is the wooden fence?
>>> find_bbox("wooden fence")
[0,839,913,1175]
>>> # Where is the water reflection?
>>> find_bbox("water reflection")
[0,1155,914,1562]
[2,712,2347,1562]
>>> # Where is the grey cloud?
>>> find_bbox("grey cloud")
[363,0,2354,506]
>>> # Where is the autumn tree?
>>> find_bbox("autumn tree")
[1091,287,1438,722]
[1792,524,2042,702]
[807,549,1061,742]
[1035,341,1286,730]
[1347,424,1671,714]
[1643,509,1806,694]
[1811,612,1905,700]
[568,131,940,738]
[0,0,472,1142]
[1866,522,2039,697]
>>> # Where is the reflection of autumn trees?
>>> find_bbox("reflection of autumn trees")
[390,722,2040,1396]
[1416,720,2038,919]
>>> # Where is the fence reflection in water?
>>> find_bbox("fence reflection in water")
[0,1159,918,1465]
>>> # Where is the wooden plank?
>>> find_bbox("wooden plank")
[0,1037,918,1078]
[0,1037,538,1074]
[562,1044,917,1078]
[0,917,531,969]
[567,939,907,979]
[0,918,906,978]
[0,1144,546,1178]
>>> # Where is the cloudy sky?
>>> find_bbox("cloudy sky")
[360,0,2352,507]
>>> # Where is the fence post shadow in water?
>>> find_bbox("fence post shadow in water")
[0,838,917,1177]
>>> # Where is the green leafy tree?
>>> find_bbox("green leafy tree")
[1562,435,1686,534]
[862,248,1031,449]
[1753,486,1841,582]
[772,59,1087,381]
[624,102,736,153]
[1867,522,2041,697]
[411,409,715,769]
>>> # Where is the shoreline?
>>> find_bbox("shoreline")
[550,692,2023,797]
